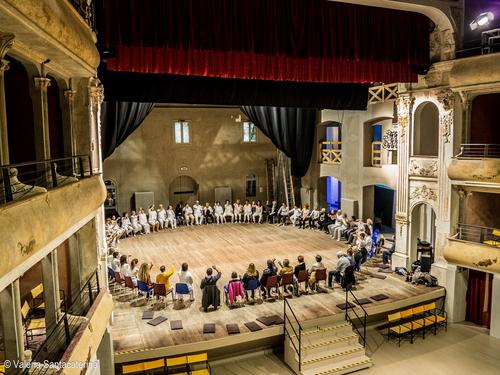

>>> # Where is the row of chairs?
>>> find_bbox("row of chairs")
[109,268,194,303]
[260,269,329,300]
[387,301,447,346]
[121,352,211,375]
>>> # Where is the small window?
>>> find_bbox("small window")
[246,174,257,197]
[243,122,257,143]
[174,121,190,144]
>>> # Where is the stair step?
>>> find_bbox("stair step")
[301,345,365,366]
[301,356,372,375]
[294,322,352,338]
[300,334,359,357]
[299,326,354,346]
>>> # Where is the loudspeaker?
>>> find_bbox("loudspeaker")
[420,254,432,273]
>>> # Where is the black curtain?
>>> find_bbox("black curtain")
[101,101,154,159]
[241,106,316,177]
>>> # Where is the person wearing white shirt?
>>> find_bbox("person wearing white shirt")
[193,200,204,225]
[328,211,343,236]
[148,205,160,232]
[183,203,195,226]
[165,205,177,229]
[233,200,242,223]
[278,203,289,225]
[223,200,234,223]
[157,204,167,229]
[178,262,195,301]
[290,206,302,226]
[333,214,348,241]
[252,200,264,223]
[214,201,224,224]
[130,211,142,235]
[308,207,320,229]
[243,200,252,223]
[121,213,133,236]
[138,208,150,234]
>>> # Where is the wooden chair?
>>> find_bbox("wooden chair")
[30,283,66,315]
[21,301,46,344]
[400,308,422,343]
[187,353,211,375]
[483,229,500,247]
[166,355,188,374]
[423,302,447,334]
[412,305,427,339]
[122,358,165,374]
[125,276,137,297]
[297,270,309,294]
[313,268,327,290]
[387,311,411,347]
[264,275,279,300]
[114,271,126,290]
[281,272,295,296]
[153,283,174,305]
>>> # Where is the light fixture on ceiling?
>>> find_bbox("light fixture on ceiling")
[469,12,495,31]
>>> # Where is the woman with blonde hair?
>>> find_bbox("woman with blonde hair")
[242,263,260,301]
[138,262,154,287]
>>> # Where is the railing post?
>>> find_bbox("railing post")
[88,280,94,306]
[96,270,100,293]
[2,167,12,202]
[345,289,348,321]
[88,155,93,176]
[78,157,85,178]
[298,329,301,372]
[50,162,58,188]
[63,314,71,345]
[363,313,367,347]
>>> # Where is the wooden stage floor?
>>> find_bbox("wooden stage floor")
[111,224,444,362]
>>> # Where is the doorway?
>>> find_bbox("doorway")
[169,175,198,205]
[466,270,493,328]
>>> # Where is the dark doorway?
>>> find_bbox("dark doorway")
[374,185,395,230]
[466,269,493,328]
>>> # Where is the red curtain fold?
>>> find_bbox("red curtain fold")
[102,0,430,84]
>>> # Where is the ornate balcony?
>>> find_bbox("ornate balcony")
[448,144,500,184]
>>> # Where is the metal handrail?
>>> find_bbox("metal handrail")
[345,289,368,347]
[456,143,500,158]
[457,223,500,246]
[284,298,303,372]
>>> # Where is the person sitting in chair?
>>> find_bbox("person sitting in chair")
[242,263,260,301]
[328,251,350,288]
[354,232,372,270]
[225,272,245,307]
[383,235,396,264]
[278,259,296,294]
[260,259,277,298]
[178,262,194,301]
[308,254,324,289]
[156,264,175,291]
[200,266,222,311]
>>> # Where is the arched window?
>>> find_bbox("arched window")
[413,102,439,157]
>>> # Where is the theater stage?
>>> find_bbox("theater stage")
[111,224,444,364]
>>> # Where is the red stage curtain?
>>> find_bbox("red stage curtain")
[466,270,493,328]
[102,0,430,84]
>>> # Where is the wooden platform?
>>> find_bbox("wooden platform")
[111,224,444,363]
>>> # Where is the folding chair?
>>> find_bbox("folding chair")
[175,283,193,301]
[137,280,154,300]
[187,353,212,375]
[114,271,126,290]
[297,270,309,294]
[154,283,174,305]
[21,301,46,344]
[264,275,279,300]
[313,268,327,290]
[423,301,447,335]
[244,278,261,302]
[387,311,411,347]
[166,355,188,374]
[280,272,295,296]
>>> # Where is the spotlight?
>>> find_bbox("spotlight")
[470,12,495,31]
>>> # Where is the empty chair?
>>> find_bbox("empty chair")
[187,353,212,375]
[166,355,188,374]
[137,280,154,299]
[21,301,46,344]
[122,358,165,374]
[281,272,295,296]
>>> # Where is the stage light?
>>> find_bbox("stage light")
[470,12,495,31]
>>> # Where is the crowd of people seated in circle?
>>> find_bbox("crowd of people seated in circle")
[107,235,395,312]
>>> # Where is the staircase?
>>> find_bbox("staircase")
[284,298,372,375]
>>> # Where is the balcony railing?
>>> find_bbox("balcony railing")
[69,0,96,30]
[457,223,500,248]
[0,155,93,204]
[368,83,398,104]
[24,270,100,374]
[319,141,342,164]
[457,144,500,158]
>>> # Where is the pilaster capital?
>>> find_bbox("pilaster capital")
[0,32,15,60]
[396,95,414,142]
[64,89,77,101]
[0,59,9,74]
[34,76,51,91]
[88,77,104,107]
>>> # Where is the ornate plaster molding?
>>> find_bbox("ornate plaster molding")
[437,90,455,143]
[410,184,438,203]
[64,89,77,101]
[0,59,9,74]
[409,158,438,178]
[34,76,51,90]
[395,212,408,225]
[0,32,15,59]
[88,77,104,107]
[396,95,414,142]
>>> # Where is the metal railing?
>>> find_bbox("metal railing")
[457,144,500,158]
[283,298,303,372]
[0,155,92,204]
[69,0,96,30]
[457,223,500,247]
[345,289,368,347]
[319,141,342,164]
[24,270,100,374]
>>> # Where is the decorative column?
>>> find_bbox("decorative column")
[41,250,61,332]
[393,94,414,269]
[0,32,14,165]
[63,88,77,172]
[0,280,26,373]
[88,77,104,174]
